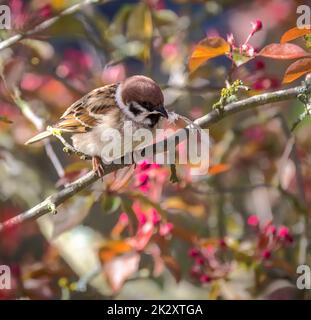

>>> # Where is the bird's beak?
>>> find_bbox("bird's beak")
[157,106,169,119]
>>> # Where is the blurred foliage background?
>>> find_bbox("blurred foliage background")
[0,0,311,300]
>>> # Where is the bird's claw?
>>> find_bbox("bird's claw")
[92,156,105,178]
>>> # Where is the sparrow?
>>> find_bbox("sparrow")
[25,75,169,177]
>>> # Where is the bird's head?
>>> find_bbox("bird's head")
[116,75,168,128]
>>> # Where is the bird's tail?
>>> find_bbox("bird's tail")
[25,130,52,145]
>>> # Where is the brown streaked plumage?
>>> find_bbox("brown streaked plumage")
[55,84,118,133]
[25,75,168,177]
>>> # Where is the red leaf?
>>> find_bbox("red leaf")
[283,58,311,83]
[280,26,311,43]
[258,43,311,59]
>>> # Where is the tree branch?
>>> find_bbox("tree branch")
[0,82,310,232]
[0,0,112,51]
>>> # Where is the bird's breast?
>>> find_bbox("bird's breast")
[71,116,155,161]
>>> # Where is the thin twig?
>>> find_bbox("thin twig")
[277,113,309,264]
[0,68,65,178]
[49,129,91,160]
[44,141,65,177]
[0,0,112,51]
[0,82,310,232]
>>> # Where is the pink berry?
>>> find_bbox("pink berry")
[188,248,200,258]
[262,249,271,260]
[265,224,277,236]
[251,20,263,35]
[190,265,201,277]
[219,239,227,248]
[195,257,205,265]
[278,226,289,238]
[247,215,259,227]
[200,274,211,283]
[159,222,174,237]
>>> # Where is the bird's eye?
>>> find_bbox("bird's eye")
[129,103,142,116]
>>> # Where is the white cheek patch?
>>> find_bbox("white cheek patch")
[115,84,136,121]
[142,116,152,125]
[115,83,125,110]
[116,84,141,122]
[116,84,153,125]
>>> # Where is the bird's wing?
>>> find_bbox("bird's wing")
[55,84,118,133]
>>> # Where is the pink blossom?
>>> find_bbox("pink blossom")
[278,226,293,243]
[119,212,129,225]
[38,4,52,18]
[151,209,161,225]
[278,226,289,238]
[138,173,149,185]
[137,173,150,192]
[190,265,201,277]
[11,0,28,29]
[150,163,160,170]
[241,43,255,57]
[244,126,265,143]
[219,239,227,249]
[246,46,255,57]
[101,64,126,84]
[202,244,215,255]
[195,257,205,265]
[161,43,179,60]
[159,222,174,237]
[261,249,271,260]
[239,19,263,57]
[247,215,259,227]
[64,49,93,70]
[252,77,279,91]
[58,49,93,79]
[145,0,165,10]
[227,33,235,47]
[137,212,147,226]
[21,73,44,91]
[265,224,277,236]
[188,247,200,258]
[138,160,151,171]
[250,20,263,35]
[199,274,211,283]
[132,202,147,224]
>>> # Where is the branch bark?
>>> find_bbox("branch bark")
[0,82,310,232]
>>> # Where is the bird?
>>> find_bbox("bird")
[25,75,169,177]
